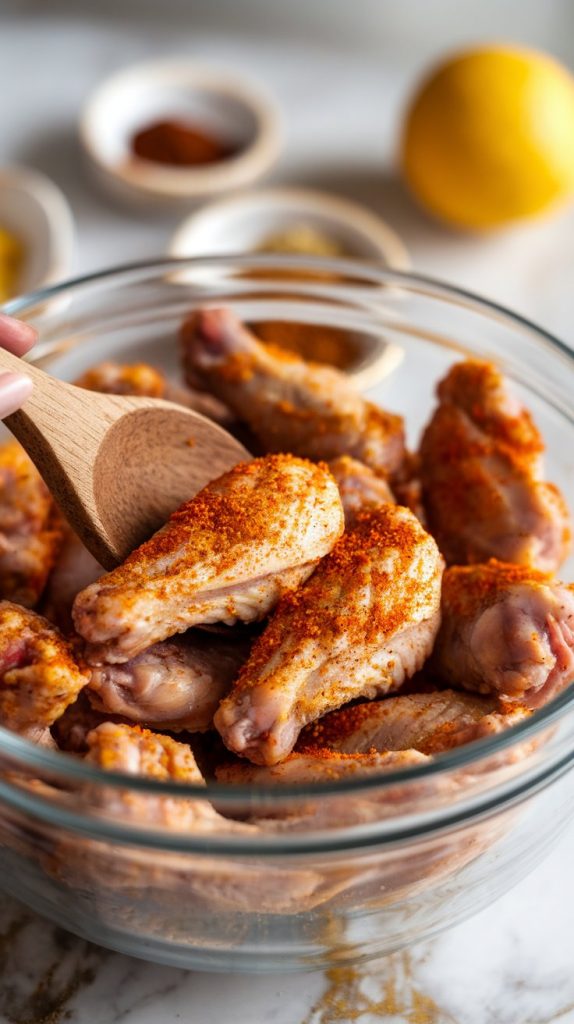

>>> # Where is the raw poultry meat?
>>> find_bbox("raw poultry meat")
[180,306,406,477]
[419,360,571,570]
[42,525,103,633]
[73,454,343,663]
[327,455,394,528]
[85,721,253,832]
[75,359,232,426]
[433,560,574,708]
[0,601,88,743]
[216,749,429,785]
[88,630,251,732]
[0,441,62,608]
[75,361,167,397]
[299,689,529,756]
[215,505,443,765]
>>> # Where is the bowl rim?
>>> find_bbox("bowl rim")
[79,58,282,198]
[2,254,574,815]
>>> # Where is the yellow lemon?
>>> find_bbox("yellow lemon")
[401,46,574,230]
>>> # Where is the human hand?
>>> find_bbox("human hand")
[0,313,36,416]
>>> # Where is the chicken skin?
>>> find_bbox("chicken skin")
[42,525,104,634]
[88,631,251,732]
[433,561,574,709]
[215,505,444,765]
[181,307,406,478]
[0,441,63,608]
[85,722,254,834]
[75,361,167,397]
[216,749,429,785]
[0,601,88,743]
[419,360,571,571]
[73,454,343,664]
[51,691,127,753]
[75,360,232,426]
[299,689,529,756]
[327,456,395,528]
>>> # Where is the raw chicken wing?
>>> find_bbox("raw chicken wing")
[181,307,406,477]
[0,441,62,607]
[73,454,343,663]
[420,360,571,570]
[88,631,251,732]
[300,689,529,756]
[85,721,253,833]
[217,749,429,785]
[42,525,103,633]
[215,505,443,765]
[75,360,231,425]
[328,455,394,528]
[0,601,88,742]
[433,560,574,708]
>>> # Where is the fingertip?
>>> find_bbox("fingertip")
[0,314,38,356]
[0,372,34,417]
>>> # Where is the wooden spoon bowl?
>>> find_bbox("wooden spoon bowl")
[0,346,249,569]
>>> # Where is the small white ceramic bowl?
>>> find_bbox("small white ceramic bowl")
[0,166,74,299]
[80,60,282,206]
[169,186,410,268]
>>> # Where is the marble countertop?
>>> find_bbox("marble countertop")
[1,12,574,1023]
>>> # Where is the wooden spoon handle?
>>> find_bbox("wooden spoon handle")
[0,345,102,454]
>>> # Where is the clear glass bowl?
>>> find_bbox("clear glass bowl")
[2,256,574,973]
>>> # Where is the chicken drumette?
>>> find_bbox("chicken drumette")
[419,360,571,570]
[73,454,343,664]
[0,601,88,743]
[215,505,444,765]
[75,360,231,426]
[85,721,253,832]
[42,525,104,634]
[216,749,429,785]
[299,689,529,756]
[327,456,395,528]
[0,441,63,608]
[181,307,406,478]
[88,630,252,732]
[433,560,574,709]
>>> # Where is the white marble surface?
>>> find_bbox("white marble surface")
[1,10,574,1023]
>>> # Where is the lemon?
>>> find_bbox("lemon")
[401,46,574,230]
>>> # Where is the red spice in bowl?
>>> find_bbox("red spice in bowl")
[131,119,237,167]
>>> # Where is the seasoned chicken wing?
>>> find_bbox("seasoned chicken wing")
[75,361,167,397]
[327,455,394,528]
[75,360,232,426]
[42,525,103,634]
[300,689,529,756]
[51,691,126,753]
[215,505,444,765]
[88,631,251,732]
[433,561,574,709]
[0,601,88,743]
[181,307,406,477]
[216,749,429,785]
[0,441,63,608]
[73,454,343,664]
[420,360,571,570]
[85,722,253,833]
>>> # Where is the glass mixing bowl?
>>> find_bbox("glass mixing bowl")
[1,256,574,973]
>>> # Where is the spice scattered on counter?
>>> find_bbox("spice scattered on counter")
[131,119,237,167]
[0,226,24,303]
[258,223,347,258]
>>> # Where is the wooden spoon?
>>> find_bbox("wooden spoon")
[0,347,250,569]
